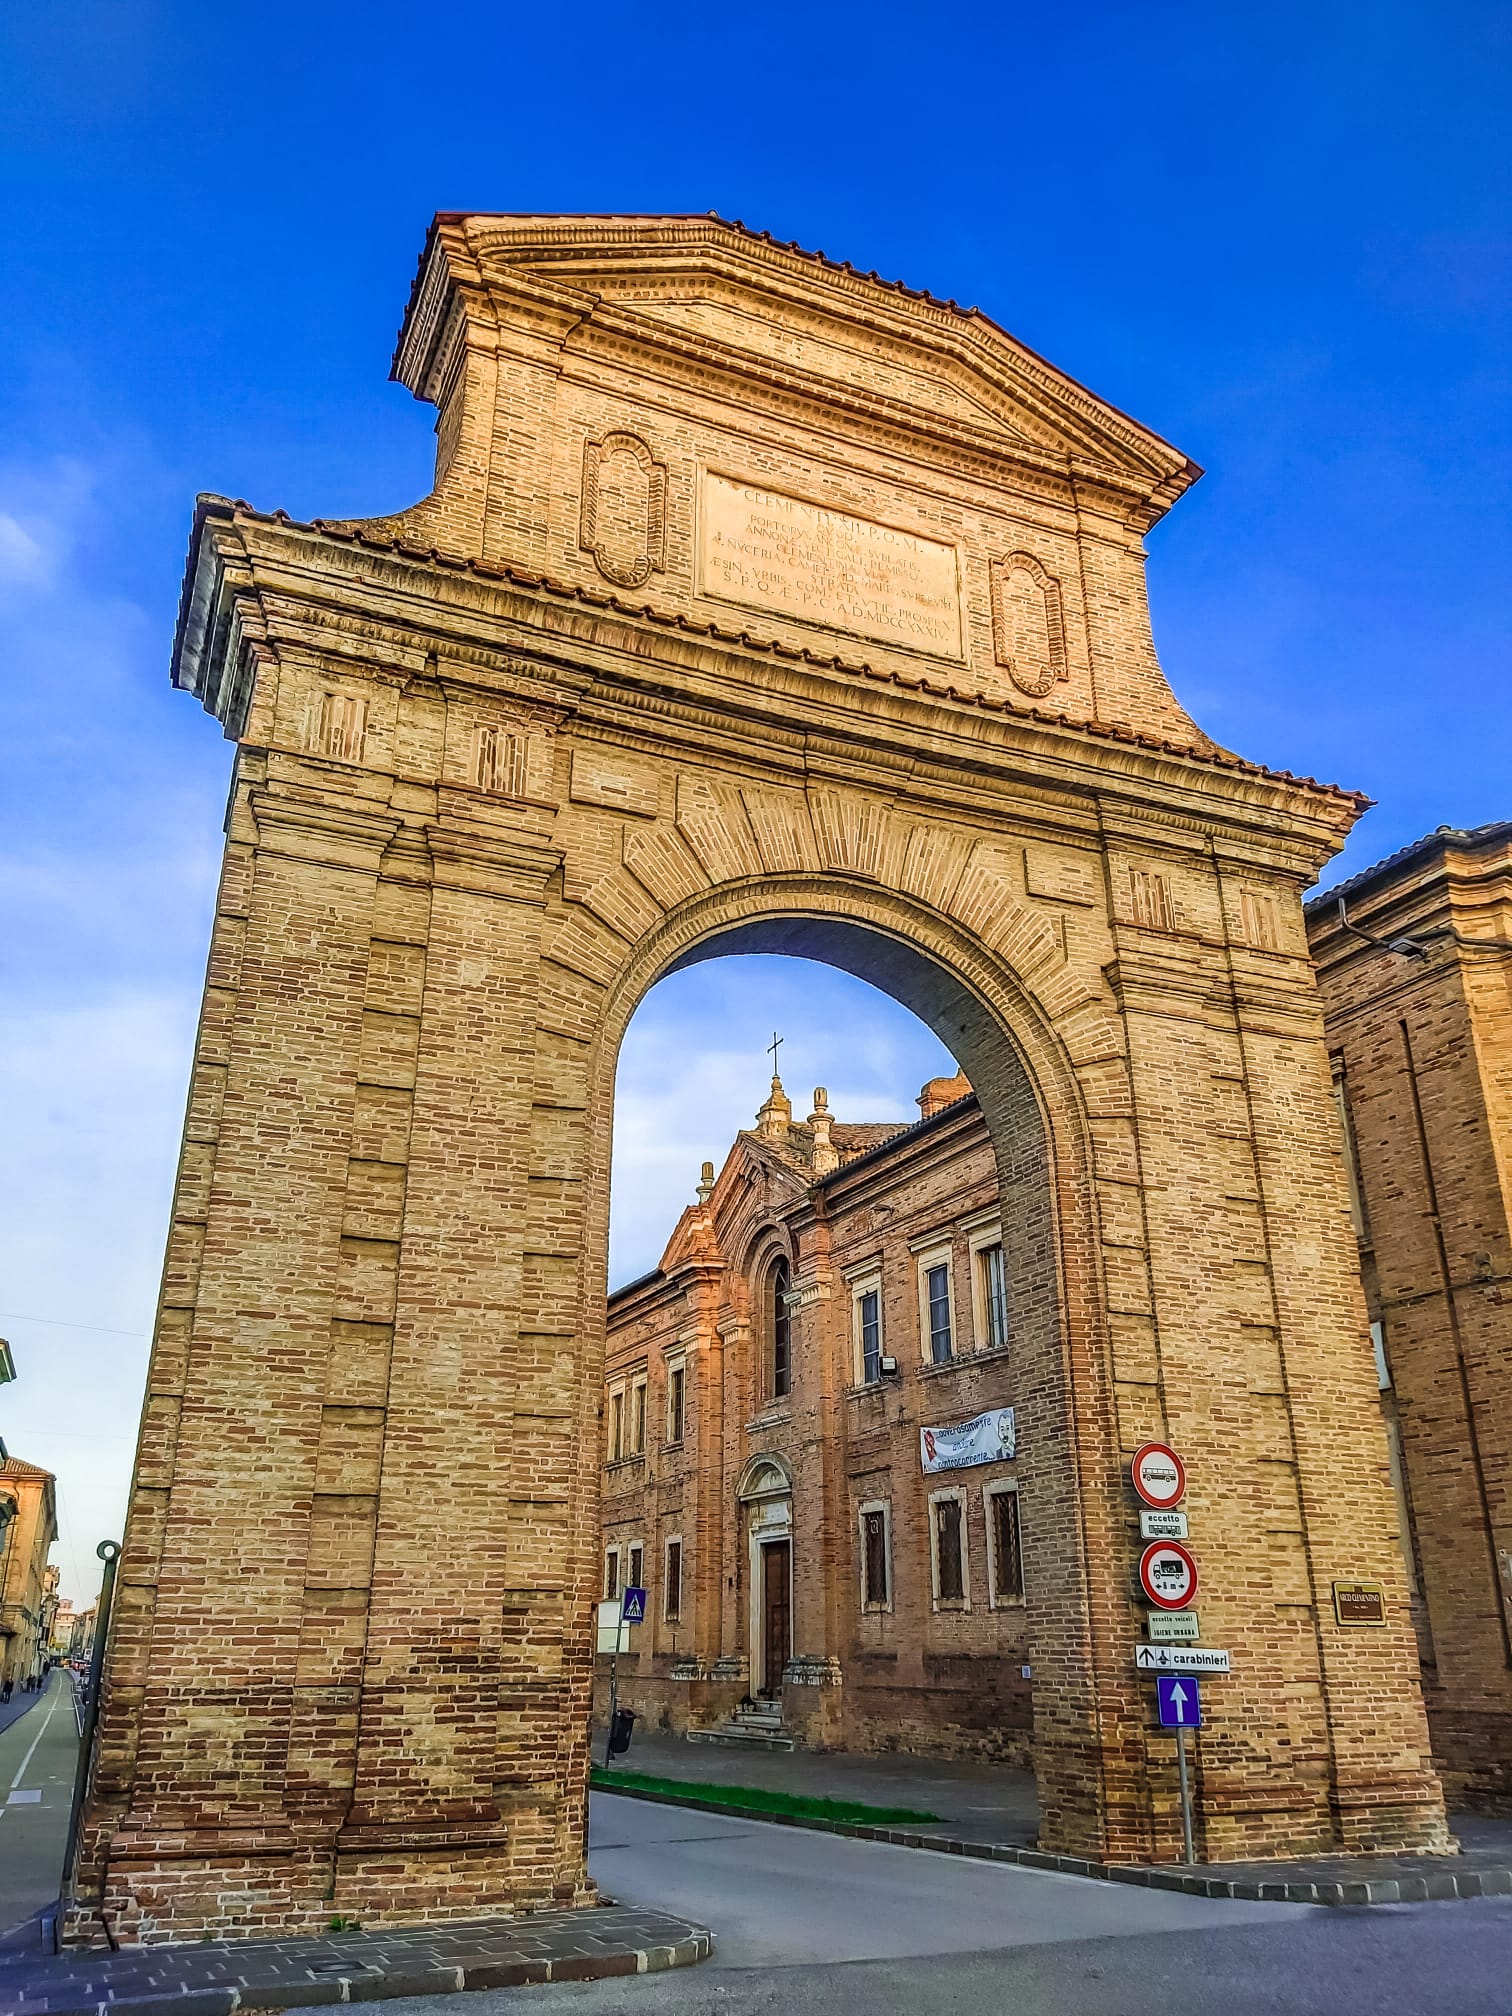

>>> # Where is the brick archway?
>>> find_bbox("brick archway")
[69,213,1447,1944]
[591,884,1116,1847]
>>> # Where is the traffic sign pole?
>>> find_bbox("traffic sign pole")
[605,1587,647,1770]
[603,1609,625,1769]
[1176,1723,1194,1864]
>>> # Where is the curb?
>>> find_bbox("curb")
[5,1926,712,2015]
[594,1778,1512,1907]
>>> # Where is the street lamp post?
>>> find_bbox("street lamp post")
[59,1539,123,1945]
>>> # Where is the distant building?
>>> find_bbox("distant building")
[69,1605,98,1665]
[599,1072,1030,1759]
[53,1595,77,1659]
[1308,822,1512,1810]
[0,1455,59,1689]
[40,1564,60,1663]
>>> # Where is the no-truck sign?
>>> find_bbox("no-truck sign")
[1139,1539,1199,1610]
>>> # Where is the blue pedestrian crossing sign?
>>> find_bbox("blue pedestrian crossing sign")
[620,1586,647,1625]
[1156,1674,1201,1728]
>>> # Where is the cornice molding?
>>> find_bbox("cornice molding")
[246,788,400,871]
[190,504,1365,854]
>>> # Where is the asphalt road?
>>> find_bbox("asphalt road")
[589,1792,1300,1964]
[370,1793,1512,2016]
[0,1670,77,1949]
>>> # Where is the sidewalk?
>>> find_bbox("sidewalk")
[1,1908,712,2015]
[0,1672,79,1955]
[599,1726,1512,1906]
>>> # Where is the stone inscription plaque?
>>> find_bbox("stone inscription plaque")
[699,473,963,660]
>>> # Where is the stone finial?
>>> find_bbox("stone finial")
[696,1159,716,1204]
[808,1087,839,1175]
[756,1073,792,1142]
[917,1071,973,1120]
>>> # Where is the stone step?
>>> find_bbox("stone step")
[685,1723,796,1751]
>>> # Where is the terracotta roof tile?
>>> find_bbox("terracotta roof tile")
[1305,821,1512,914]
[201,499,1367,809]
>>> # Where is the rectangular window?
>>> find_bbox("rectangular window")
[627,1543,643,1594]
[861,1506,890,1608]
[1371,1320,1391,1390]
[989,1487,1024,1605]
[979,1243,1009,1351]
[1331,1063,1371,1245]
[664,1538,683,1621]
[607,1388,625,1463]
[604,1548,620,1600]
[858,1288,881,1384]
[666,1361,686,1445]
[930,1492,967,1606]
[631,1376,648,1454]
[926,1262,953,1365]
[1384,1417,1420,1594]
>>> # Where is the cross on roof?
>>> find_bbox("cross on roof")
[767,1031,783,1074]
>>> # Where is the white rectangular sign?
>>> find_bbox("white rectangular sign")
[920,1406,1017,1475]
[1148,1610,1200,1641]
[1134,1644,1230,1675]
[1140,1509,1188,1539]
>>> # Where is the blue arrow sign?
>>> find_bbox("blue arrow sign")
[1156,1673,1201,1728]
[620,1586,647,1625]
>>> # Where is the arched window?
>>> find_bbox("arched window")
[769,1256,792,1400]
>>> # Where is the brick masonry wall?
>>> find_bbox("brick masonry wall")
[1309,829,1512,1811]
[72,214,1451,1942]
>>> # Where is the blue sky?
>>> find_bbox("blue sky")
[2,2,1506,1601]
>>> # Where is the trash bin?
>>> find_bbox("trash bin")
[607,1707,637,1758]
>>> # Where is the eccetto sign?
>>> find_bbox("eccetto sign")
[1130,1442,1186,1509]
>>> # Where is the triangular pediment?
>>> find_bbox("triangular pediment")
[395,212,1197,500]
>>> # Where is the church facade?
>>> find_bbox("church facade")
[598,1070,1048,1759]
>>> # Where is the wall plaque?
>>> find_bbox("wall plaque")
[1332,1579,1386,1626]
[699,472,963,660]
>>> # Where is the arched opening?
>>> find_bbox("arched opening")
[590,887,1106,1832]
[767,1255,792,1403]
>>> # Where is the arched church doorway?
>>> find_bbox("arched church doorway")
[736,1459,794,1698]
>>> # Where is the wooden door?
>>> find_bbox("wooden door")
[761,1540,791,1696]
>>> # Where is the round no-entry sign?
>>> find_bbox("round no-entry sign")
[1131,1442,1186,1509]
[1140,1539,1199,1609]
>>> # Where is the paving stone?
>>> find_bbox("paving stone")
[0,1907,711,2015]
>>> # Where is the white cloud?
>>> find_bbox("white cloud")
[0,987,195,1607]
[608,956,957,1287]
[0,510,48,588]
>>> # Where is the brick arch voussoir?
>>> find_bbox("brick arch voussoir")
[596,870,1091,1175]
[581,868,1126,1847]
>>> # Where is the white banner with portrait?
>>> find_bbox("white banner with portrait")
[920,1406,1016,1474]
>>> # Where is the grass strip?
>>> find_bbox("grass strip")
[590,1766,941,1827]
